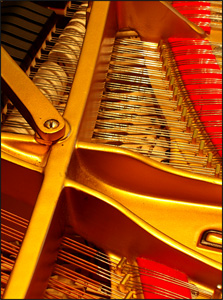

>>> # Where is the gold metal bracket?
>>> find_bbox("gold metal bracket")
[1,46,66,143]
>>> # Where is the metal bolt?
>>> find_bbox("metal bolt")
[44,119,59,129]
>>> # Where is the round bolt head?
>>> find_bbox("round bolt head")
[44,119,59,129]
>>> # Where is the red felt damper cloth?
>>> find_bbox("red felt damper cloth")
[168,37,209,43]
[172,2,210,7]
[177,8,211,17]
[178,64,220,71]
[182,73,222,80]
[171,2,211,34]
[175,9,211,15]
[168,38,222,157]
[185,18,211,34]
[136,257,192,299]
[170,44,213,52]
[189,17,211,23]
[174,54,216,62]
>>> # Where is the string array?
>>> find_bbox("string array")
[172,1,222,32]
[1,209,29,297]
[161,38,222,174]
[44,235,213,299]
[92,33,222,178]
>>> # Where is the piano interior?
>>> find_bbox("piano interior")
[1,1,222,299]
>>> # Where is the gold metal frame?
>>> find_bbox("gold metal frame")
[1,1,222,298]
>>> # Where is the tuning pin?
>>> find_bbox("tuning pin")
[162,57,168,71]
[177,96,183,111]
[215,164,221,178]
[158,40,166,58]
[158,39,164,52]
[166,66,171,80]
[181,107,187,122]
[173,86,179,101]
[115,257,127,275]
[186,117,192,133]
[159,48,165,62]
[198,140,205,156]
[119,273,131,293]
[192,129,198,144]
[159,53,164,62]
[207,152,213,168]
[124,291,136,299]
[169,75,175,91]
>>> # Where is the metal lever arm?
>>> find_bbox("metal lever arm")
[1,46,65,142]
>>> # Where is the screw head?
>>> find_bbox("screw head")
[44,119,59,129]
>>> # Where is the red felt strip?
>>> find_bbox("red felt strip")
[168,38,222,157]
[168,38,209,43]
[193,104,222,111]
[171,45,212,52]
[184,84,222,90]
[190,94,222,101]
[200,115,222,122]
[178,64,220,70]
[172,4,211,33]
[197,26,210,34]
[186,18,211,33]
[174,54,216,61]
[189,17,211,23]
[136,257,192,299]
[182,73,222,80]
[168,39,212,47]
[172,2,210,7]
[196,27,210,34]
[176,9,211,15]
[178,60,218,66]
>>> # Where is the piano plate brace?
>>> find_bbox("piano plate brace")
[1,46,66,144]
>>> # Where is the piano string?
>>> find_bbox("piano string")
[171,1,222,33]
[92,33,222,178]
[1,207,215,299]
[1,209,29,298]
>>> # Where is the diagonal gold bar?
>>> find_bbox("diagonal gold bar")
[1,46,65,143]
